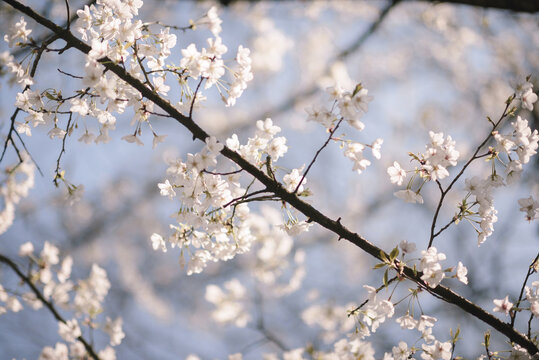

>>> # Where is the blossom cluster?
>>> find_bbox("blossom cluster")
[1,17,33,87]
[205,279,250,327]
[518,196,538,221]
[5,2,253,160]
[153,119,312,275]
[200,206,308,331]
[461,114,538,244]
[152,136,248,275]
[525,281,539,317]
[7,241,124,360]
[493,115,538,183]
[388,84,538,246]
[492,280,539,319]
[266,283,453,360]
[0,153,35,235]
[389,130,460,204]
[418,246,467,288]
[462,175,500,244]
[301,301,356,343]
[306,84,382,175]
[250,207,307,296]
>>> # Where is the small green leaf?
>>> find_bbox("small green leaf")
[408,152,421,162]
[380,250,389,263]
[373,263,386,270]
[383,269,389,287]
[505,94,515,105]
[390,246,399,261]
[44,91,56,100]
[352,83,363,97]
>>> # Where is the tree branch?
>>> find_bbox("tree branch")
[0,253,101,360]
[418,0,539,13]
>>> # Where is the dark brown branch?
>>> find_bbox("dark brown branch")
[418,0,539,13]
[189,77,204,120]
[295,118,343,193]
[0,253,101,360]
[2,0,536,353]
[63,0,70,30]
[214,0,538,13]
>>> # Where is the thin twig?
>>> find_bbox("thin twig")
[54,112,73,186]
[189,77,204,120]
[203,168,243,176]
[294,118,343,193]
[57,68,83,79]
[511,252,539,327]
[63,0,70,30]
[222,189,270,209]
[432,217,457,239]
[428,100,512,248]
[251,289,289,352]
[142,20,193,32]
[349,276,399,314]
[13,129,44,176]
[0,40,48,173]
[132,41,154,92]
[484,332,492,360]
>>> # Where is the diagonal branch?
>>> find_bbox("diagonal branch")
[2,0,537,354]
[0,253,101,360]
[418,0,539,13]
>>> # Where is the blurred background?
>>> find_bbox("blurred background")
[0,0,538,358]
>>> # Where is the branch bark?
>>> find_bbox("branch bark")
[2,0,537,354]
[211,0,538,13]
[419,0,539,13]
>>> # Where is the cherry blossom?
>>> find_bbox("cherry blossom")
[493,295,513,315]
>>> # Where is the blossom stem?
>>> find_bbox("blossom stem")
[189,77,204,120]
[294,118,343,193]
[349,276,399,314]
[54,112,73,187]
